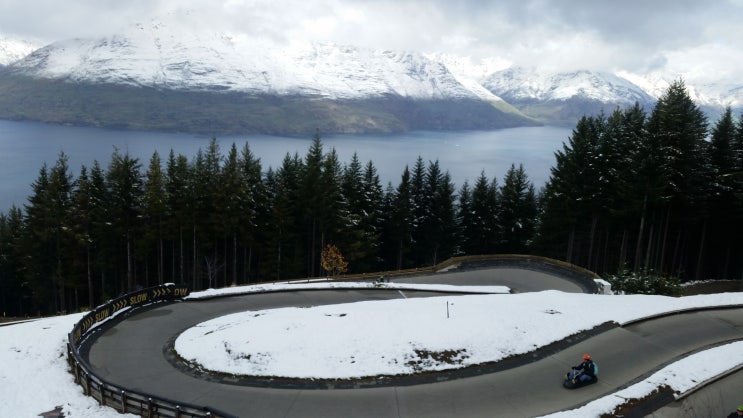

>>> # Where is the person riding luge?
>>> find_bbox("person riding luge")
[569,354,598,384]
[727,404,743,418]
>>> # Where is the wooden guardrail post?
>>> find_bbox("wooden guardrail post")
[73,361,80,384]
[98,384,105,406]
[66,343,72,369]
[83,373,90,396]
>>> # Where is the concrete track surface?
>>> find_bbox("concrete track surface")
[86,267,743,417]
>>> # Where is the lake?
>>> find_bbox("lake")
[0,120,572,213]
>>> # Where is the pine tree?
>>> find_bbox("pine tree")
[263,154,304,280]
[630,105,667,274]
[0,206,27,316]
[536,116,603,265]
[142,151,167,286]
[386,166,413,269]
[735,111,743,172]
[456,180,474,254]
[419,160,444,264]
[415,160,458,265]
[300,131,325,277]
[706,108,741,278]
[47,153,74,312]
[261,168,281,280]
[165,151,191,285]
[342,153,365,216]
[218,144,248,287]
[319,148,348,253]
[106,149,143,292]
[646,79,709,277]
[88,161,113,301]
[22,153,76,314]
[648,80,709,211]
[360,160,384,270]
[469,171,499,254]
[734,112,743,279]
[22,163,54,314]
[70,165,95,308]
[709,107,737,179]
[239,142,265,283]
[611,103,649,272]
[409,157,427,265]
[341,155,382,272]
[192,139,224,288]
[499,164,537,254]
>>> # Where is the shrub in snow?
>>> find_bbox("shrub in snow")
[605,269,681,296]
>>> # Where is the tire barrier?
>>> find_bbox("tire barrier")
[67,283,238,418]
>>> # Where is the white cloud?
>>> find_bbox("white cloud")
[0,0,742,80]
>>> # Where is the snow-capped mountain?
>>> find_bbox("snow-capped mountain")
[0,22,540,134]
[8,21,488,102]
[476,67,658,125]
[482,66,655,105]
[618,70,743,111]
[0,19,740,134]
[0,35,39,67]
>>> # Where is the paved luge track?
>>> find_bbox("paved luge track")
[85,267,743,417]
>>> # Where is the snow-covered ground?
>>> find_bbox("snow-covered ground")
[2,281,743,418]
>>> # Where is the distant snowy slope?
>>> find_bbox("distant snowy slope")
[0,21,541,134]
[2,19,740,133]
[619,70,743,110]
[426,53,530,118]
[425,53,508,101]
[482,66,655,105]
[477,66,657,125]
[0,35,39,67]
[8,21,483,101]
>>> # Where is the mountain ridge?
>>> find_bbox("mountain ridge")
[0,25,740,134]
[8,24,492,101]
[0,25,541,134]
[479,66,658,126]
[0,35,38,67]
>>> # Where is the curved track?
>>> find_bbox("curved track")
[647,371,743,417]
[85,267,743,417]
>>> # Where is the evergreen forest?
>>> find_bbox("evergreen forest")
[1,80,742,317]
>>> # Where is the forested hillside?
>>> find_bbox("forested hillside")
[1,80,741,317]
[0,130,537,316]
[536,80,743,284]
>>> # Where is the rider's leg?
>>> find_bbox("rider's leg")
[578,373,592,382]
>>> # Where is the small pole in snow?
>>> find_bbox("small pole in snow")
[446,301,449,319]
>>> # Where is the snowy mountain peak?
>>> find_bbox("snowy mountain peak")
[0,35,40,66]
[8,24,484,101]
[2,20,741,133]
[482,66,655,105]
[618,70,743,108]
[424,53,513,103]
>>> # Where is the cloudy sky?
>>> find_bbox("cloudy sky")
[2,0,743,77]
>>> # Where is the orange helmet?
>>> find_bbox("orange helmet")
[583,354,591,361]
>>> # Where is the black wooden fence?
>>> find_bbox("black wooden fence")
[66,283,238,418]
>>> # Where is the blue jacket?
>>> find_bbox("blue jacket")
[574,360,596,377]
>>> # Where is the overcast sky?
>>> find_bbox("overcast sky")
[2,0,743,77]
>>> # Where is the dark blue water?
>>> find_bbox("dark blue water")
[0,120,571,213]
